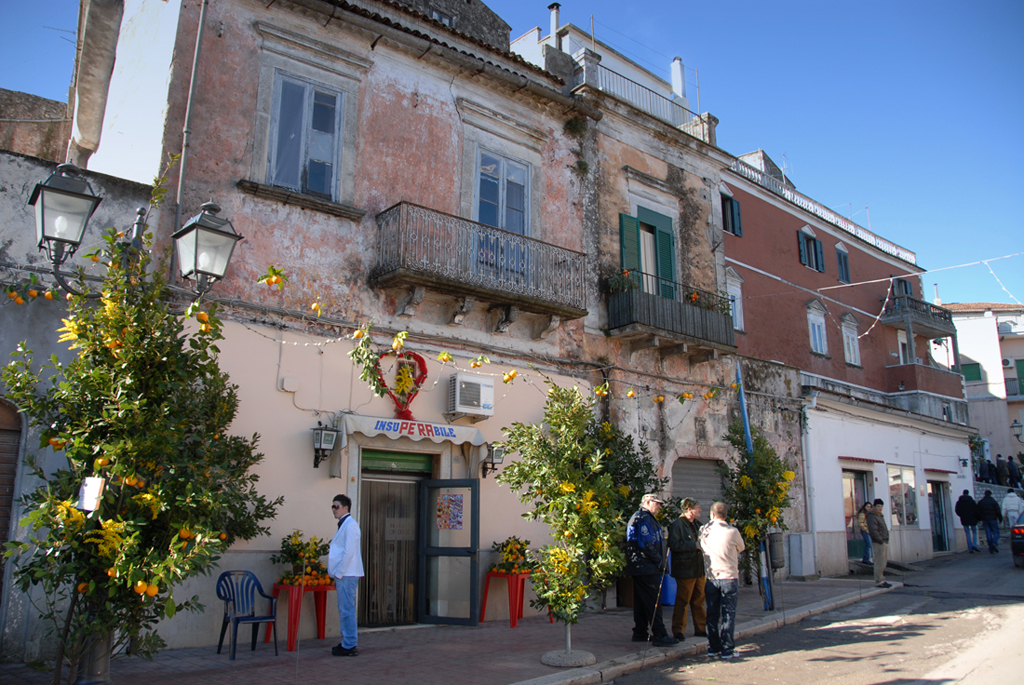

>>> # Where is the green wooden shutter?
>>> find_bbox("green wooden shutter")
[619,213,641,273]
[814,239,825,273]
[1016,360,1024,388]
[730,197,742,236]
[798,233,808,265]
[638,207,676,300]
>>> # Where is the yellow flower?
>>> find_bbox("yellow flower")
[783,471,796,482]
[592,538,605,552]
[559,481,576,494]
[618,485,630,497]
[743,525,758,540]
[739,475,752,489]
[132,492,162,520]
[57,318,80,346]
[83,519,129,559]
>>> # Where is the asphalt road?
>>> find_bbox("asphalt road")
[614,549,1024,685]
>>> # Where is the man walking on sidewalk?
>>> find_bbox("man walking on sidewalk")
[866,499,891,588]
[626,494,678,646]
[1001,488,1022,529]
[699,502,744,659]
[668,498,707,641]
[954,489,980,553]
[329,494,364,657]
[977,489,1002,554]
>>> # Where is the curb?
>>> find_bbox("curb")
[509,582,901,685]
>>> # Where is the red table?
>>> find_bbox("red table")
[269,582,336,651]
[481,571,551,628]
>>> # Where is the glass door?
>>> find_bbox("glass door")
[928,481,949,552]
[842,470,868,559]
[418,479,479,625]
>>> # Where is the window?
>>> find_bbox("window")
[620,206,676,299]
[841,314,860,365]
[836,243,850,284]
[887,466,918,527]
[268,73,344,200]
[476,149,529,235]
[894,277,914,297]
[725,267,744,331]
[807,301,828,355]
[721,194,742,236]
[798,227,825,273]
[431,9,453,26]
[897,330,912,364]
[961,362,982,382]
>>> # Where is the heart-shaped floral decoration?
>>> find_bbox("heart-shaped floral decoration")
[374,350,428,420]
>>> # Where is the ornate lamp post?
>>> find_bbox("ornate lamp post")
[173,202,243,296]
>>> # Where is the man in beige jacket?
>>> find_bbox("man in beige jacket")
[699,502,745,659]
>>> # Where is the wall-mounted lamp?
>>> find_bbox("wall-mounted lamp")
[481,444,505,478]
[312,421,339,468]
[959,457,969,468]
[1012,419,1023,445]
[173,201,243,296]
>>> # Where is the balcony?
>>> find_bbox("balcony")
[801,371,969,426]
[1008,378,1021,398]
[572,61,711,143]
[879,294,957,339]
[372,202,587,320]
[885,363,965,397]
[606,272,736,360]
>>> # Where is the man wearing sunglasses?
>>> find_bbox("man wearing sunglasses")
[329,494,364,656]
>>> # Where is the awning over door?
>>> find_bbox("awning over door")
[340,414,486,447]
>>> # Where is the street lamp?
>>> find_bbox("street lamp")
[311,422,339,468]
[1012,419,1023,444]
[173,202,243,296]
[28,164,103,294]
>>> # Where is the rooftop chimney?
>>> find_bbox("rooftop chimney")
[549,3,562,51]
[671,57,686,98]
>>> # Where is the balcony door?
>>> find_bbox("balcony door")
[475,149,530,288]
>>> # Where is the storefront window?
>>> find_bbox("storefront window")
[887,465,918,527]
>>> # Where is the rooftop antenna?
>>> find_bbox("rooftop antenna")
[865,203,872,231]
[781,153,789,187]
[695,68,700,114]
[591,14,595,52]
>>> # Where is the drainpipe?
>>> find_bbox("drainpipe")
[171,0,211,278]
[801,391,819,576]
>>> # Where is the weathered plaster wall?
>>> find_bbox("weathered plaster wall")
[0,89,70,162]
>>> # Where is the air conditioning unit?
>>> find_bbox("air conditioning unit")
[1003,358,1013,368]
[446,373,494,421]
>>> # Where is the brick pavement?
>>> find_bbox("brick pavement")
[0,576,892,685]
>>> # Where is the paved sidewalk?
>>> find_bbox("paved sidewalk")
[0,575,896,685]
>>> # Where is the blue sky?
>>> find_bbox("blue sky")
[3,0,1022,307]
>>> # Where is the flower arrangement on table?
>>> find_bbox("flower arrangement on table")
[271,530,333,586]
[488,536,538,575]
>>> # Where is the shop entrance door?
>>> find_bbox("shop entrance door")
[928,481,950,552]
[843,470,869,559]
[418,479,479,626]
[359,450,432,627]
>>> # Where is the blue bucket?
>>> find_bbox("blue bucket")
[660,551,676,606]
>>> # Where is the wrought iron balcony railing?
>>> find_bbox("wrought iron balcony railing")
[573,62,709,143]
[373,202,587,318]
[879,294,956,339]
[606,270,736,351]
[1007,377,1021,398]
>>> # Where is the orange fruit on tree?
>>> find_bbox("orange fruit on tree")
[78,582,89,593]
[107,568,116,577]
[146,584,159,597]
[179,528,192,539]
[219,533,227,541]
[5,291,14,299]
[196,311,209,323]
[44,291,54,300]
[28,289,38,298]
[14,297,24,305]
[133,580,148,594]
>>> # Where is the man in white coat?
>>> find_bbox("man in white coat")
[329,494,364,656]
[1002,488,1023,529]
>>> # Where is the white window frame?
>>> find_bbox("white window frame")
[841,313,860,366]
[807,300,828,355]
[473,146,531,236]
[887,465,919,527]
[267,71,344,200]
[726,266,744,331]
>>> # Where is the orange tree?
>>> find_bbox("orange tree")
[718,421,795,573]
[497,382,624,625]
[1,225,282,675]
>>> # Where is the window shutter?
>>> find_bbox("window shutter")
[656,226,675,300]
[837,250,850,283]
[730,197,743,237]
[814,238,825,273]
[798,233,808,266]
[619,214,641,273]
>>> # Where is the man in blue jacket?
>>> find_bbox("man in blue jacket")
[626,493,678,646]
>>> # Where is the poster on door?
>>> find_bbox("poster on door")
[436,493,463,530]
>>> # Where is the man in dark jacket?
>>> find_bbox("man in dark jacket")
[954,489,980,553]
[866,499,891,588]
[1008,456,1021,489]
[626,494,677,646]
[996,456,1010,487]
[667,498,707,641]
[976,489,1003,554]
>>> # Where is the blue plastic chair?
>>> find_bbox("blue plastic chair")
[216,571,278,660]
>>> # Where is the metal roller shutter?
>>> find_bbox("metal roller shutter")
[671,458,724,514]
